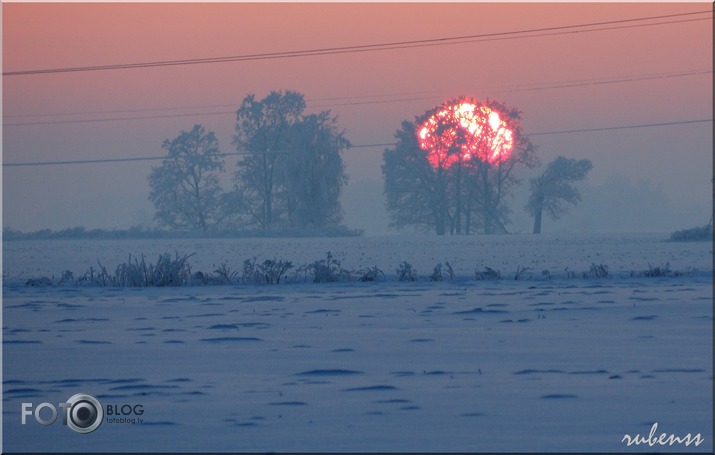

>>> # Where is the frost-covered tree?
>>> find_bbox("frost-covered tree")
[148,124,225,231]
[383,98,537,235]
[383,120,451,234]
[230,90,350,231]
[525,155,593,234]
[232,90,305,230]
[282,111,350,228]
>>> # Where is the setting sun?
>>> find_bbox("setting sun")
[417,99,514,169]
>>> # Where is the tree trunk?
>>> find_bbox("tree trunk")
[481,168,492,234]
[436,167,447,236]
[434,206,445,235]
[263,151,271,230]
[455,162,462,235]
[465,200,471,235]
[532,206,543,234]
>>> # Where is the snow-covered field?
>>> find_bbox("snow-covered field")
[2,233,713,452]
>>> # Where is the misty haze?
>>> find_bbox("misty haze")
[2,3,712,236]
[2,2,712,453]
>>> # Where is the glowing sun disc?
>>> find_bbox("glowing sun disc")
[417,99,514,168]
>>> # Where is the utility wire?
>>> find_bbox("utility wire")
[2,152,251,167]
[4,103,237,119]
[4,118,711,167]
[493,69,713,94]
[4,110,232,127]
[528,118,713,137]
[2,89,441,120]
[3,10,710,76]
[4,69,711,127]
[10,64,709,121]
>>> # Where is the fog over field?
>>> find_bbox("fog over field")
[2,2,712,235]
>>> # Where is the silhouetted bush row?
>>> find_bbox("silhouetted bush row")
[21,253,700,288]
[3,225,363,241]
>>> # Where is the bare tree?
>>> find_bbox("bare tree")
[525,155,593,234]
[148,124,225,231]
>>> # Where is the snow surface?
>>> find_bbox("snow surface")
[2,233,713,452]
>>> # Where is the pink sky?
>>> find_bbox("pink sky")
[2,2,712,232]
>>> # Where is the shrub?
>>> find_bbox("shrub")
[669,224,713,242]
[476,266,502,281]
[242,258,262,284]
[585,263,609,279]
[309,251,353,283]
[514,265,531,280]
[25,277,52,287]
[58,270,75,286]
[357,266,385,282]
[242,257,294,284]
[636,262,684,278]
[208,263,240,285]
[214,262,238,283]
[260,259,294,284]
[430,262,454,281]
[644,262,670,277]
[430,263,444,281]
[86,253,195,287]
[396,261,417,281]
[190,271,209,285]
[443,262,454,281]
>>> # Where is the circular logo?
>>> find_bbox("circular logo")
[66,394,103,434]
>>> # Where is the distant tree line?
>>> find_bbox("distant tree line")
[148,90,351,234]
[6,91,598,239]
[2,226,169,241]
[2,225,361,241]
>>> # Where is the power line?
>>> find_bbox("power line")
[3,118,711,167]
[528,118,713,137]
[2,90,442,120]
[3,10,710,76]
[2,152,250,168]
[4,69,711,127]
[491,69,713,94]
[10,64,708,121]
[356,118,714,147]
[2,156,170,167]
[349,143,397,149]
[3,103,237,119]
[4,110,233,127]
